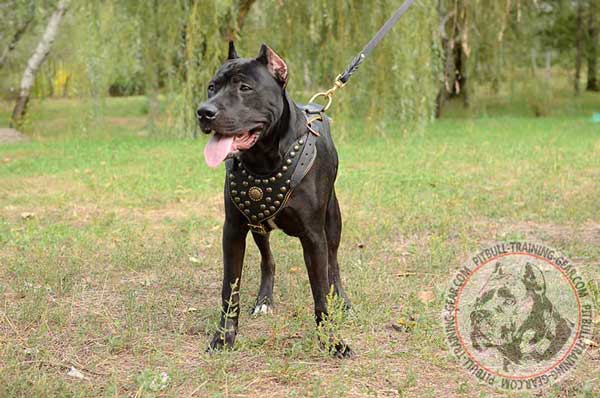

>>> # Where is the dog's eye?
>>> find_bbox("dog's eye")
[504,297,516,306]
[207,84,215,93]
[240,83,253,92]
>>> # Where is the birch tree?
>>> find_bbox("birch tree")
[10,0,69,128]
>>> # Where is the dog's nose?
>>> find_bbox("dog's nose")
[197,104,218,121]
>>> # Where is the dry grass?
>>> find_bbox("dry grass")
[1,97,599,397]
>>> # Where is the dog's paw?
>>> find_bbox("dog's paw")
[331,341,354,359]
[250,303,273,315]
[206,331,236,352]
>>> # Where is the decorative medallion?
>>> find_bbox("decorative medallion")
[248,186,263,201]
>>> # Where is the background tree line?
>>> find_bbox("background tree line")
[1,0,598,136]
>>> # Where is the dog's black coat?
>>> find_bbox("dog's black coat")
[197,43,352,356]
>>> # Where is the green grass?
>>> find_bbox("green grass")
[0,93,599,397]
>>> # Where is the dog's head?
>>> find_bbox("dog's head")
[198,42,289,167]
[469,261,570,366]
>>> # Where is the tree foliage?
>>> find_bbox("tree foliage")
[0,0,598,135]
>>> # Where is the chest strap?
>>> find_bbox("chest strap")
[225,129,319,235]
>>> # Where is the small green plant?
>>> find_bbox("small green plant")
[134,369,170,396]
[211,278,239,349]
[315,286,349,355]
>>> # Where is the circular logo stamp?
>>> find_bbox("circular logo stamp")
[442,241,594,391]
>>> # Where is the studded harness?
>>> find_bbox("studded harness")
[225,104,328,235]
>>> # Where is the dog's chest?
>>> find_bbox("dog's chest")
[225,132,317,234]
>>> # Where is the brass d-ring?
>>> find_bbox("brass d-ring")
[309,92,333,111]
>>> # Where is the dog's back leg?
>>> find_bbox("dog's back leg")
[325,189,351,310]
[250,231,275,315]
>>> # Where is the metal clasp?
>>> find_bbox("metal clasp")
[308,76,345,112]
[248,223,267,235]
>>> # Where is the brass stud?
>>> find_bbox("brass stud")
[239,204,245,209]
[266,197,272,203]
[260,204,266,210]
[299,139,304,145]
[229,173,234,178]
[231,182,237,187]
[280,187,287,193]
[244,201,250,206]
[258,213,264,218]
[277,194,284,199]
[282,166,288,171]
[290,151,296,157]
[274,201,281,206]
[242,170,247,175]
[248,175,254,181]
[269,206,276,212]
[234,197,241,202]
[294,145,299,151]
[266,187,272,193]
[264,210,270,216]
[269,177,276,182]
[241,191,246,196]
[286,159,292,165]
[263,179,269,184]
[276,172,282,178]
[242,181,248,186]
[232,190,238,195]
[286,179,291,185]
[244,209,250,214]
[251,215,257,221]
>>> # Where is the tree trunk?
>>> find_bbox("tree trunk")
[574,0,584,95]
[436,3,458,117]
[0,15,33,70]
[10,0,69,128]
[545,51,552,81]
[587,0,599,91]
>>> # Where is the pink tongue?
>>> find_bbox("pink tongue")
[204,134,234,168]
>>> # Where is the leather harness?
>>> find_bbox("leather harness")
[225,104,328,235]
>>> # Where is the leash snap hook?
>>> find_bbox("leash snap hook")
[309,76,345,112]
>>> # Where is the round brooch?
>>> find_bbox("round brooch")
[248,186,263,201]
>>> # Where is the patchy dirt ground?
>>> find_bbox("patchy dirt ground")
[0,128,29,144]
[1,97,599,397]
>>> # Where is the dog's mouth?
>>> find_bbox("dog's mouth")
[203,126,262,168]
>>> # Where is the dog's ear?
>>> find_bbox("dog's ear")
[227,41,239,60]
[492,262,505,276]
[256,43,288,87]
[522,262,546,294]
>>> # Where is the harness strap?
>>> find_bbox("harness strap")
[225,123,321,235]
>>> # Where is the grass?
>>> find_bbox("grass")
[0,90,599,397]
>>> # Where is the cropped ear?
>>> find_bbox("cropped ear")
[492,262,505,276]
[522,262,546,294]
[256,43,288,86]
[227,41,238,60]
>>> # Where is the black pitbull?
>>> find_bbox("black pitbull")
[197,42,352,357]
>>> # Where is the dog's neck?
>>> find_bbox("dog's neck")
[239,91,306,175]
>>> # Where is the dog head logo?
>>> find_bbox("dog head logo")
[443,242,594,391]
[469,261,573,372]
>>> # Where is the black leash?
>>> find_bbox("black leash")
[309,0,417,111]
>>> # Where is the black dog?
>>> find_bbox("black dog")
[197,42,352,357]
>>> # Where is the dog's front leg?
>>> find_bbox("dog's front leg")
[300,230,353,358]
[208,221,248,351]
